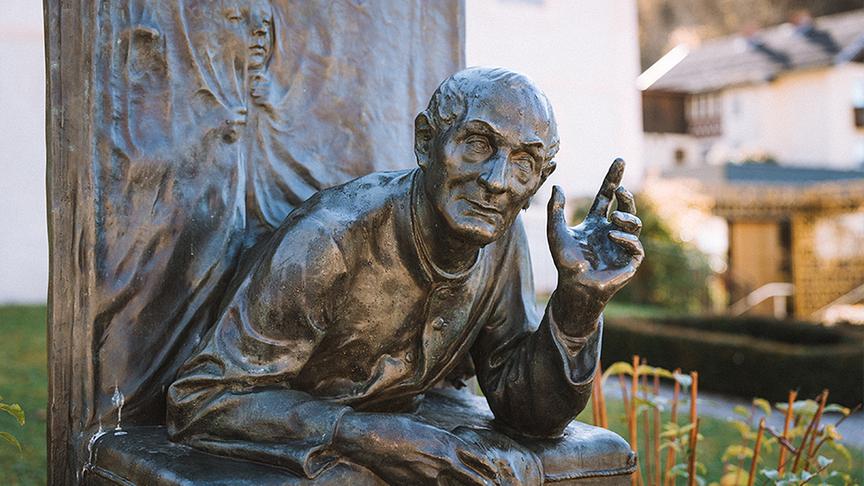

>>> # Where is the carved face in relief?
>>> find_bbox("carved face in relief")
[415,68,559,246]
[222,0,274,70]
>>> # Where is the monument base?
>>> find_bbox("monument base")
[84,388,636,485]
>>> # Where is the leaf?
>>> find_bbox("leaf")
[720,470,748,486]
[636,364,676,380]
[669,463,689,477]
[722,445,753,462]
[827,441,852,467]
[0,403,25,426]
[791,399,820,417]
[821,424,843,441]
[601,362,633,383]
[733,405,751,418]
[799,470,816,483]
[761,469,780,480]
[728,419,756,440]
[673,372,692,388]
[0,431,21,452]
[633,396,660,411]
[816,455,833,469]
[752,398,772,417]
[822,404,850,416]
[659,441,681,452]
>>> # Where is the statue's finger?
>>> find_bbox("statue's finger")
[547,185,570,254]
[608,230,644,259]
[589,158,625,218]
[610,211,642,236]
[615,186,636,215]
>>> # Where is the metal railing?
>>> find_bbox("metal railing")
[729,282,794,319]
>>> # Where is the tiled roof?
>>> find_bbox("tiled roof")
[643,10,864,93]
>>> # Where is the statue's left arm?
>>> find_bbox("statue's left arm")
[472,159,643,438]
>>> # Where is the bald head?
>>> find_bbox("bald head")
[421,67,560,166]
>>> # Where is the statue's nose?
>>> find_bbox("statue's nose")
[478,154,509,194]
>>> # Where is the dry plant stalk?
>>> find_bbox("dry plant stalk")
[777,389,797,474]
[792,390,828,473]
[686,372,699,486]
[687,417,700,486]
[630,355,641,486]
[597,363,608,428]
[747,418,766,486]
[619,373,631,415]
[653,372,662,486]
[663,368,681,486]
[806,391,829,461]
[592,368,602,426]
[642,361,651,484]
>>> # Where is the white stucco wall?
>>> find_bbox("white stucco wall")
[722,64,864,169]
[466,0,644,292]
[643,133,704,175]
[0,2,47,303]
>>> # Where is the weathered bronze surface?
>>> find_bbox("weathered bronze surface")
[47,1,643,484]
[46,1,463,483]
[162,67,644,484]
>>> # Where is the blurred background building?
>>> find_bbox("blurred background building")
[640,8,864,321]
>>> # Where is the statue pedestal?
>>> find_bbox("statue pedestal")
[84,388,636,485]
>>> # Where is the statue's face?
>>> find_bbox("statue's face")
[222,0,273,70]
[422,88,555,246]
[247,1,273,70]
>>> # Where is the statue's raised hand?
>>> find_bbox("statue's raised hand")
[546,159,643,331]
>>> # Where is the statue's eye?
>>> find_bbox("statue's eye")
[225,10,243,23]
[512,157,533,174]
[465,136,492,155]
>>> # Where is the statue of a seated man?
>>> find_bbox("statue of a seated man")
[167,67,644,485]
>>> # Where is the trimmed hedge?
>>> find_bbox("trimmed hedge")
[602,315,864,406]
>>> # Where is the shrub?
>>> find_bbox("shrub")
[602,316,864,406]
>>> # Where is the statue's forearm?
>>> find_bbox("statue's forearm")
[548,280,605,338]
[476,309,600,437]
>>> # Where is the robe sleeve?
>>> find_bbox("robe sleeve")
[166,212,353,479]
[470,218,602,438]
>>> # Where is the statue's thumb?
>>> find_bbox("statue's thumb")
[547,186,568,252]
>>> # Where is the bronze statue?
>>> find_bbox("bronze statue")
[166,67,644,485]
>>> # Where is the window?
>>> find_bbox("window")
[674,148,687,166]
[686,92,723,137]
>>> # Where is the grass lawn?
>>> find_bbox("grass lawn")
[0,304,860,484]
[0,305,47,486]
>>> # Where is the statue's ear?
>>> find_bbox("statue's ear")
[414,112,434,170]
[524,160,558,210]
[540,159,557,182]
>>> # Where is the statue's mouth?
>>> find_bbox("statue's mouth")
[464,198,501,214]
